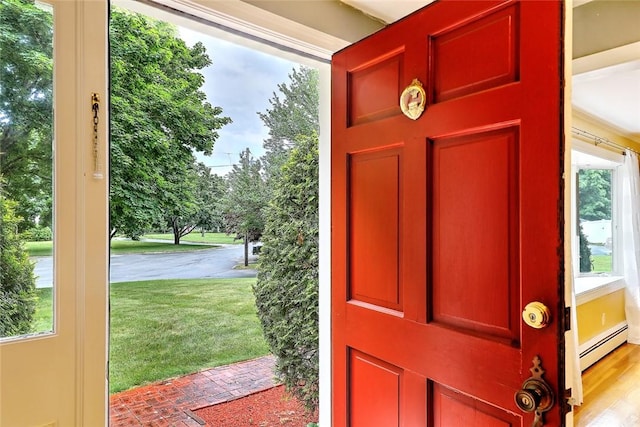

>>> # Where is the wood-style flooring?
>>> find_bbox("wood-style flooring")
[574,343,640,426]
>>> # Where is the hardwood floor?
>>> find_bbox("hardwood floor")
[574,343,640,426]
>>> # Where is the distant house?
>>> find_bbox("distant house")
[581,219,612,246]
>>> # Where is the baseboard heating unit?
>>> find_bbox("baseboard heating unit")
[579,321,628,371]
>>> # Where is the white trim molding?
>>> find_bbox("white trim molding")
[119,0,354,62]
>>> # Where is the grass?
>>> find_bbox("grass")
[110,239,215,254]
[25,239,215,257]
[25,241,54,257]
[235,260,259,270]
[109,278,268,393]
[33,288,54,333]
[143,232,241,245]
[32,278,269,393]
[591,254,612,272]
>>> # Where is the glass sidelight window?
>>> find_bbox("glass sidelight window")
[0,0,54,339]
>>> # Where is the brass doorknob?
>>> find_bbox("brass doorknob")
[515,387,540,412]
[515,356,555,427]
[515,378,554,413]
[522,302,551,329]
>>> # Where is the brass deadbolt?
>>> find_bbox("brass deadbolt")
[522,302,551,329]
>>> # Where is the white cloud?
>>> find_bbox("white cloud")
[180,27,299,175]
[198,126,268,176]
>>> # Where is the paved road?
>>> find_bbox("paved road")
[33,244,257,288]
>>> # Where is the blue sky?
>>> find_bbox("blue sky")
[179,28,299,175]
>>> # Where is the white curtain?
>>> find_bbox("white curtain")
[567,262,583,406]
[621,149,640,344]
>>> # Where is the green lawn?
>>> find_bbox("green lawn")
[25,239,216,257]
[33,278,269,393]
[591,255,612,272]
[143,232,241,245]
[25,241,55,257]
[34,288,54,333]
[110,239,216,254]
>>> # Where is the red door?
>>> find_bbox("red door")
[331,1,565,425]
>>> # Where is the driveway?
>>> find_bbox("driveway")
[33,244,256,288]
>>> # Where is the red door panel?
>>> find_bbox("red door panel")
[433,5,519,102]
[349,147,403,311]
[432,382,521,427]
[348,50,405,125]
[332,1,564,426]
[350,350,402,425]
[432,128,520,343]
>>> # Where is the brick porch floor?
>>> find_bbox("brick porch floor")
[109,355,277,426]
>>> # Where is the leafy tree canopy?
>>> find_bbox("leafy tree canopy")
[258,66,319,181]
[0,193,37,337]
[165,162,226,244]
[163,161,199,244]
[253,65,321,411]
[222,148,267,265]
[0,0,53,230]
[254,133,319,411]
[578,169,611,221]
[110,9,231,238]
[192,162,226,233]
[578,223,592,273]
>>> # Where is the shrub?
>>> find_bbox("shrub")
[21,226,53,242]
[579,223,592,273]
[0,196,37,337]
[254,134,319,411]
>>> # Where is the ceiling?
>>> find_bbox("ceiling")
[341,0,640,144]
[340,0,432,24]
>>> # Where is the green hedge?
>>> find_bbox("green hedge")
[578,223,592,273]
[254,134,319,411]
[21,226,52,242]
[1,196,37,337]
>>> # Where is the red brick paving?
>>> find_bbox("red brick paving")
[109,355,277,426]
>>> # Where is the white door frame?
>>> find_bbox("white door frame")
[113,2,335,424]
[0,1,108,425]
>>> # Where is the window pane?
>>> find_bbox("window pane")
[578,169,613,274]
[0,0,54,338]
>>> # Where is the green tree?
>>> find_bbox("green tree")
[0,193,37,337]
[222,148,267,266]
[578,169,611,221]
[254,134,319,411]
[253,65,320,411]
[258,66,319,184]
[164,163,226,244]
[579,223,592,273]
[163,163,199,245]
[193,162,226,234]
[109,9,231,239]
[0,0,53,230]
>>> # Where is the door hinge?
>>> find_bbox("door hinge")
[564,388,573,413]
[564,307,571,331]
